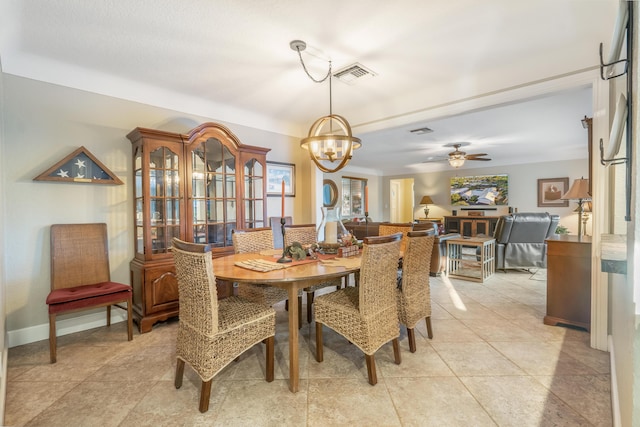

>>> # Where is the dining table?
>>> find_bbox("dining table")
[212,251,361,393]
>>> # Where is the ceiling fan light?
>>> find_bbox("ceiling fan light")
[448,157,465,168]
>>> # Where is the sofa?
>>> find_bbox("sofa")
[493,212,560,270]
[342,221,384,240]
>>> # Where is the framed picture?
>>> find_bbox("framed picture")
[537,177,569,207]
[266,161,295,196]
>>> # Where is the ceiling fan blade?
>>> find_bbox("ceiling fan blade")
[421,156,449,163]
[466,153,488,158]
[468,157,492,161]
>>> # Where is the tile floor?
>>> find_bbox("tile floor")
[5,270,612,426]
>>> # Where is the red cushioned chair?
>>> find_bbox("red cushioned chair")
[46,223,133,363]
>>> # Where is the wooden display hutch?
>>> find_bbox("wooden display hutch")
[127,122,270,332]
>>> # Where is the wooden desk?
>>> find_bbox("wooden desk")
[544,235,592,331]
[212,253,358,393]
[446,237,496,282]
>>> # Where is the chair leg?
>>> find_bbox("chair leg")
[306,291,314,324]
[392,338,401,364]
[407,328,417,353]
[315,322,324,362]
[425,317,433,339]
[175,359,185,389]
[298,295,303,329]
[199,380,212,413]
[49,313,57,364]
[365,354,377,385]
[106,305,111,327]
[127,297,134,341]
[265,335,274,382]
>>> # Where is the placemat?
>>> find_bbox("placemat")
[320,257,362,269]
[234,258,287,272]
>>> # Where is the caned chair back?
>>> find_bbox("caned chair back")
[171,238,218,336]
[401,231,435,299]
[284,224,317,247]
[378,223,413,253]
[359,233,403,317]
[50,223,111,290]
[232,227,274,253]
[412,222,438,235]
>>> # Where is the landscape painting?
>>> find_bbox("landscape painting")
[450,174,508,206]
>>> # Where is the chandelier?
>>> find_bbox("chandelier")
[290,40,361,173]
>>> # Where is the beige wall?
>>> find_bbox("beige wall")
[2,75,302,345]
[383,160,589,233]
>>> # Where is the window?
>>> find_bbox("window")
[341,177,367,218]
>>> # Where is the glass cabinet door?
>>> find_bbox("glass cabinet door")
[243,158,264,228]
[134,145,144,254]
[189,137,237,248]
[149,146,181,254]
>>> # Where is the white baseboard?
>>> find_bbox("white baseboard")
[609,334,621,427]
[7,311,128,348]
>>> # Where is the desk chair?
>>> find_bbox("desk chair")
[172,238,275,412]
[46,223,133,363]
[315,233,403,385]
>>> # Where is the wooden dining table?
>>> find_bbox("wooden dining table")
[212,252,361,393]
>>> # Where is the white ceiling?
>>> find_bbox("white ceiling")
[0,0,618,174]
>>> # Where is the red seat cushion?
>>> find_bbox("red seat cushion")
[46,282,131,314]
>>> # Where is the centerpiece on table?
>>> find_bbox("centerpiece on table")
[317,206,349,254]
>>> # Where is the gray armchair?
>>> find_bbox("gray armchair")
[493,212,559,270]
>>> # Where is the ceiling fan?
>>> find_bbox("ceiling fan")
[424,143,492,168]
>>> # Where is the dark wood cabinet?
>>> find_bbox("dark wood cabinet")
[544,235,592,331]
[444,215,499,237]
[127,122,270,332]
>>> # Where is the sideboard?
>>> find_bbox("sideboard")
[544,235,592,331]
[444,215,500,237]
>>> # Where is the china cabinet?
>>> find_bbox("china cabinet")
[127,122,270,332]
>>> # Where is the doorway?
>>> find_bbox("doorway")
[389,178,414,222]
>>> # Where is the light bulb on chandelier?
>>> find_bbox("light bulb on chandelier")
[291,40,361,173]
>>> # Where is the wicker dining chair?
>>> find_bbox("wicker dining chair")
[396,231,435,352]
[232,227,302,328]
[314,233,403,385]
[284,224,344,323]
[378,223,413,253]
[172,238,275,413]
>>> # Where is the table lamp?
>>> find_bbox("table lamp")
[420,195,434,218]
[561,178,591,238]
[574,201,592,236]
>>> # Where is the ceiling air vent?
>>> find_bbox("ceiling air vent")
[410,127,433,135]
[333,63,376,85]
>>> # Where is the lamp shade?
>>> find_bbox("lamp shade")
[561,178,590,200]
[420,196,434,205]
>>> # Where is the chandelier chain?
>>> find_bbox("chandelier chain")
[294,48,332,84]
